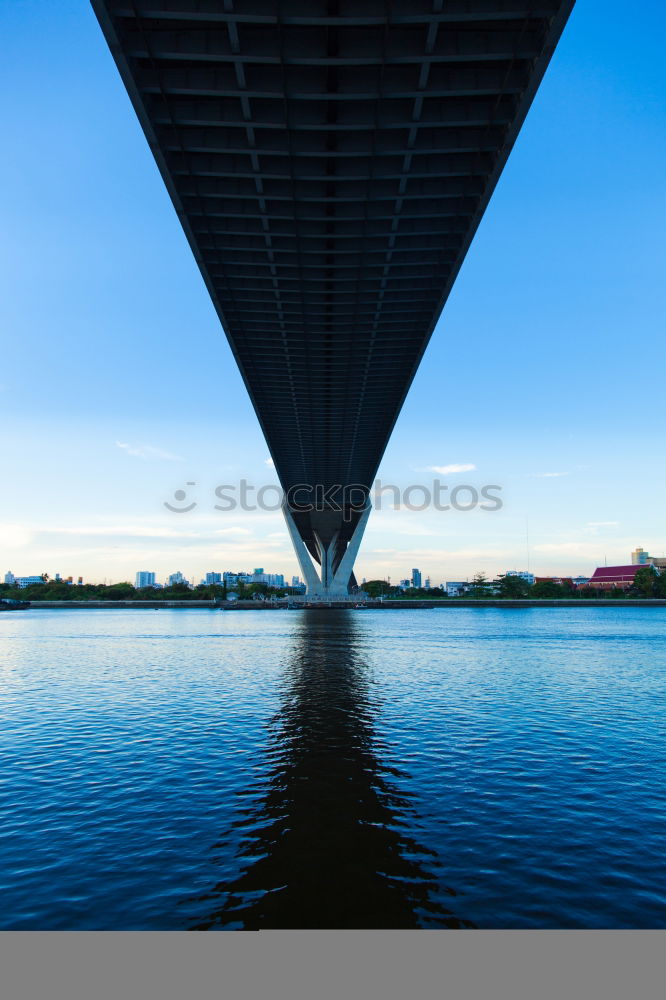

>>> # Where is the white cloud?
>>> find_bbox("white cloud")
[427,463,476,475]
[213,526,252,537]
[0,524,34,548]
[587,521,620,535]
[365,545,513,560]
[368,520,433,537]
[49,524,199,539]
[115,441,184,462]
[529,471,569,478]
[533,542,608,555]
[264,457,275,467]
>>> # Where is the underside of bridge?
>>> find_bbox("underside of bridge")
[93,0,574,594]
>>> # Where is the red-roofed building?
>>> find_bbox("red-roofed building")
[585,565,652,591]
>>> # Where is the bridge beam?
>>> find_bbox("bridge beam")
[92,0,575,553]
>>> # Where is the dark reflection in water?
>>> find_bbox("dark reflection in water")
[192,611,474,929]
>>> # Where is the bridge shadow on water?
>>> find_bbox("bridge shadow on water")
[190,610,474,929]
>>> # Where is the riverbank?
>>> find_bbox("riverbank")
[22,598,666,610]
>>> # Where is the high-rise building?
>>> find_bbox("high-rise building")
[631,548,666,570]
[4,570,15,585]
[254,568,264,575]
[248,571,284,587]
[291,576,300,588]
[411,568,422,589]
[424,577,431,590]
[205,572,222,585]
[167,571,188,587]
[135,571,156,588]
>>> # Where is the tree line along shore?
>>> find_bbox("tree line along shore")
[2,567,666,602]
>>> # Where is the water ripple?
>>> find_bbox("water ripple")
[1,606,665,928]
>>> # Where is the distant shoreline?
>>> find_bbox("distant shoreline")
[17,599,666,610]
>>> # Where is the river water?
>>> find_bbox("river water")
[1,606,665,929]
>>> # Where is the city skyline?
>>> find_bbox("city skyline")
[5,545,658,590]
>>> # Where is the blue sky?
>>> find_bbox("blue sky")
[1,1,665,584]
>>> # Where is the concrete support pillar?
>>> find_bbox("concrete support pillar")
[282,503,371,598]
[282,504,323,595]
[315,530,339,591]
[329,503,372,594]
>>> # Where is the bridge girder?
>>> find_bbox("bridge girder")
[92,0,574,593]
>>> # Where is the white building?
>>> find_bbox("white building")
[135,571,156,588]
[505,570,535,586]
[243,570,285,587]
[445,581,467,596]
[167,571,188,587]
[15,576,45,589]
[223,571,252,586]
[4,571,15,585]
